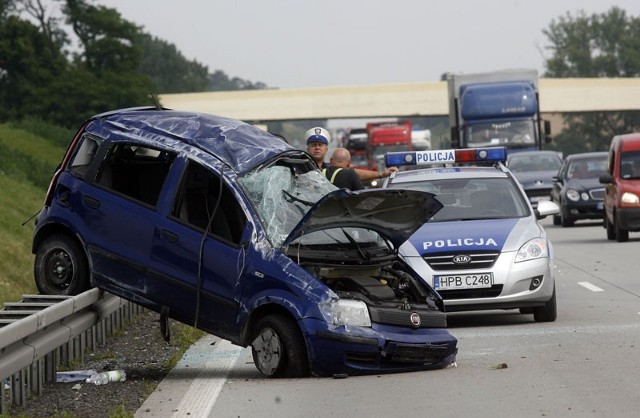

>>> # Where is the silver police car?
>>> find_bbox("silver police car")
[383,147,560,322]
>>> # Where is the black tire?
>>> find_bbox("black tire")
[552,214,561,226]
[533,288,557,322]
[251,314,310,378]
[605,213,615,240]
[560,206,574,227]
[34,234,89,295]
[614,212,629,242]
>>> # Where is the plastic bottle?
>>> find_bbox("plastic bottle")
[85,370,126,385]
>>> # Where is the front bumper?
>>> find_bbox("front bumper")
[563,199,604,220]
[430,254,555,312]
[302,318,458,376]
[617,207,640,231]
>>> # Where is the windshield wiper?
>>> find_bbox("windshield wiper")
[341,229,371,261]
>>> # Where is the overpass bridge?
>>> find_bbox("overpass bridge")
[159,78,640,123]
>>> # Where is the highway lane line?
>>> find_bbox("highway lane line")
[135,335,243,418]
[171,339,243,417]
[578,281,605,292]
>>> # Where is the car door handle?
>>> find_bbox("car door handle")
[83,196,100,209]
[160,229,178,243]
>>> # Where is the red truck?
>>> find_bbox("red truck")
[366,121,413,171]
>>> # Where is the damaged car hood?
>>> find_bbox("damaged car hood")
[282,189,443,249]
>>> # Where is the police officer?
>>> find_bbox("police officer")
[324,148,364,190]
[304,127,398,181]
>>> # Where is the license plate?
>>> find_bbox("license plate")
[433,273,493,290]
[530,196,550,203]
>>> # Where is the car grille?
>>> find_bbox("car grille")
[589,188,605,200]
[345,341,453,365]
[437,285,503,300]
[423,251,500,271]
[369,307,447,328]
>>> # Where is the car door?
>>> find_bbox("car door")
[71,139,177,293]
[148,159,249,339]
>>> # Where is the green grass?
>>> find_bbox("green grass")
[0,122,67,305]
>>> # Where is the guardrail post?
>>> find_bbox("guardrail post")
[44,350,57,383]
[11,370,26,407]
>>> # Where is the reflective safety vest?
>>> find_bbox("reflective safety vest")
[322,167,342,184]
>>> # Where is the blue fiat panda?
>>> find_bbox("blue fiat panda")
[32,107,457,377]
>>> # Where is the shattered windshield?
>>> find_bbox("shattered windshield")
[239,165,337,246]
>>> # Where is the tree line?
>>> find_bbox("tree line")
[0,0,268,128]
[1,3,639,153]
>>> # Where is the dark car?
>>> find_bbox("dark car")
[32,107,457,378]
[550,152,608,227]
[506,150,563,207]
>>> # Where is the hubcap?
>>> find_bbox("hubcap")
[252,328,281,376]
[46,249,74,288]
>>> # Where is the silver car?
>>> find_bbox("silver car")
[383,147,560,322]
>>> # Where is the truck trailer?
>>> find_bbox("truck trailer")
[447,69,551,151]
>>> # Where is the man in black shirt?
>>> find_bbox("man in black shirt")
[323,148,364,190]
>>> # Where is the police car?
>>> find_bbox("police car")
[382,147,560,322]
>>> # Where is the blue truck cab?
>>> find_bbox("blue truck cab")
[447,69,552,152]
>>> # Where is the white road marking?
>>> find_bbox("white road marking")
[578,281,604,292]
[171,339,243,418]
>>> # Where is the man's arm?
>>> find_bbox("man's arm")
[353,167,398,181]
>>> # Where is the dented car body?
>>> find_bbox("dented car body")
[32,107,457,377]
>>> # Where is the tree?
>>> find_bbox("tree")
[543,7,640,154]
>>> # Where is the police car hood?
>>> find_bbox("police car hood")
[282,189,443,249]
[408,217,543,255]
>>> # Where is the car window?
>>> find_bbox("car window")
[620,151,640,179]
[95,143,177,207]
[387,177,529,220]
[68,135,101,178]
[173,161,247,244]
[508,153,562,172]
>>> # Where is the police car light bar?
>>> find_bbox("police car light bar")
[384,147,507,167]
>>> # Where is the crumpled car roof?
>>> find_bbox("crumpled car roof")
[85,107,294,175]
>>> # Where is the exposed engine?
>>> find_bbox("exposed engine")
[308,262,439,310]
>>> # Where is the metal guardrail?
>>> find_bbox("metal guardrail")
[0,288,143,414]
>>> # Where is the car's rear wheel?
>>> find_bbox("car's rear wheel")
[533,288,557,322]
[605,212,615,240]
[560,206,574,227]
[614,211,629,242]
[34,234,89,295]
[552,213,561,225]
[251,314,310,378]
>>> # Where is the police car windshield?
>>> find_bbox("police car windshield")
[387,177,529,221]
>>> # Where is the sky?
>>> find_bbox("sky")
[96,0,640,90]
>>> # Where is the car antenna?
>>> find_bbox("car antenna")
[149,92,162,110]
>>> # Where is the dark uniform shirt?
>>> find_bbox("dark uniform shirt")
[323,167,364,191]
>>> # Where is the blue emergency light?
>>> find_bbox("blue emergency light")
[384,147,507,167]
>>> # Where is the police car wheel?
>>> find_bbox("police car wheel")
[251,314,310,378]
[34,234,89,296]
[533,289,557,322]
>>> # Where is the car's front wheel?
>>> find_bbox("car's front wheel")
[560,206,574,227]
[533,289,557,322]
[614,212,629,242]
[605,212,615,240]
[251,314,310,378]
[34,234,89,295]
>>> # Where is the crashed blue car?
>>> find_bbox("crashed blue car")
[32,107,457,377]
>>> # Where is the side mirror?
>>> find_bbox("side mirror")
[534,200,560,220]
[599,174,613,184]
